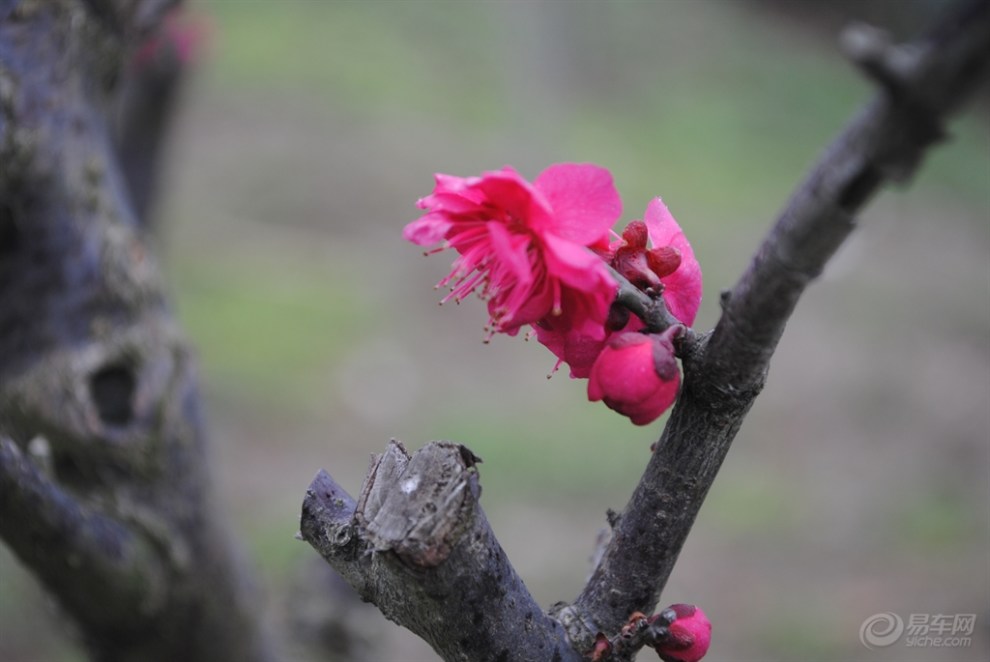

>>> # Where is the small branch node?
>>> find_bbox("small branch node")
[718,288,732,311]
[840,21,948,184]
[841,22,919,91]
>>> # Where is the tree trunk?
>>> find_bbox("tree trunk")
[0,1,275,659]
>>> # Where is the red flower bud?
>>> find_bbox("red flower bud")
[621,220,649,248]
[587,329,681,425]
[655,604,711,662]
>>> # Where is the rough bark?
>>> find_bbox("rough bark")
[301,441,581,662]
[300,1,989,660]
[0,1,274,660]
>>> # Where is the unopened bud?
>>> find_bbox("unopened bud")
[654,604,711,662]
[621,220,649,248]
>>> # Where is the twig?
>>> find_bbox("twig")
[609,265,698,351]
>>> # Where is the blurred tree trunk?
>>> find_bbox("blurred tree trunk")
[0,1,274,660]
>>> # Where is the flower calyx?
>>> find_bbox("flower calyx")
[612,221,683,292]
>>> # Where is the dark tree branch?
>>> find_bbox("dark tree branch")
[0,437,169,629]
[303,2,989,660]
[570,0,990,646]
[301,441,583,662]
[608,265,697,351]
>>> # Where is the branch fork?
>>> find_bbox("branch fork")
[301,3,989,659]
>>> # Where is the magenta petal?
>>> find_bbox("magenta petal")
[643,197,703,326]
[643,197,681,246]
[419,191,483,214]
[535,308,610,378]
[535,327,600,378]
[587,331,682,425]
[588,333,653,398]
[534,163,622,245]
[530,236,618,379]
[472,168,553,229]
[422,173,486,209]
[661,257,703,327]
[562,337,607,378]
[586,354,606,400]
[487,221,533,287]
[623,373,679,426]
[542,233,617,295]
[496,285,553,334]
[403,213,452,245]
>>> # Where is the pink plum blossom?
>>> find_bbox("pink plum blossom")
[587,329,682,426]
[536,199,701,381]
[406,163,703,425]
[404,164,621,338]
[655,604,712,662]
[531,287,628,379]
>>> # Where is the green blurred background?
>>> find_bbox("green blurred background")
[2,1,988,660]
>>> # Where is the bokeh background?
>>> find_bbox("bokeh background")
[2,1,988,660]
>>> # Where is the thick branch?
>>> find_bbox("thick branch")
[0,437,168,631]
[571,0,990,644]
[300,440,583,662]
[1,2,274,660]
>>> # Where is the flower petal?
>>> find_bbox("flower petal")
[403,212,453,245]
[587,332,681,425]
[542,233,617,295]
[472,168,553,229]
[535,163,622,245]
[619,373,679,425]
[534,305,611,378]
[417,173,485,211]
[487,221,533,288]
[643,197,702,326]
